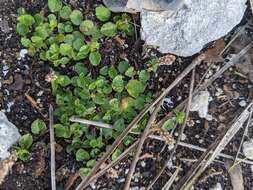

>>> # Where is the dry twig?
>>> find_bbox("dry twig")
[123,104,161,190]
[158,42,252,127]
[75,55,205,190]
[146,69,195,190]
[173,102,253,190]
[49,105,56,190]
[233,109,253,164]
[70,118,253,165]
[161,166,181,190]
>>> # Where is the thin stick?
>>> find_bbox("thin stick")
[162,166,181,190]
[233,109,253,164]
[75,55,205,190]
[70,118,253,165]
[174,102,253,190]
[84,141,139,189]
[123,104,161,190]
[70,116,112,129]
[146,69,195,190]
[49,105,56,190]
[158,42,252,128]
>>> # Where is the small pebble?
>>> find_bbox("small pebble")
[2,64,9,76]
[210,183,223,190]
[181,133,186,141]
[140,161,146,167]
[239,100,247,107]
[243,139,253,159]
[19,49,28,59]
[118,178,125,183]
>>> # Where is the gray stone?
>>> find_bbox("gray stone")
[103,0,183,12]
[243,139,253,159]
[0,112,20,159]
[210,183,223,190]
[190,91,210,118]
[141,0,247,57]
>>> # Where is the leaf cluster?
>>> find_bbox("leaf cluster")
[17,1,134,67]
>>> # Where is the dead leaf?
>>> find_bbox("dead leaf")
[204,38,225,63]
[225,161,244,190]
[115,35,125,46]
[157,54,176,65]
[65,172,79,190]
[33,154,46,177]
[25,93,42,111]
[107,168,119,179]
[139,153,153,160]
[0,153,17,185]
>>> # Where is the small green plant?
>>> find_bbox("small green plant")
[16,1,135,67]
[95,5,111,22]
[162,111,186,130]
[16,0,157,169]
[31,119,47,134]
[16,134,33,161]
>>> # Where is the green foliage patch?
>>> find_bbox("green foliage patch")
[15,0,164,175]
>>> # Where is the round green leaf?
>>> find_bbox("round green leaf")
[118,61,130,73]
[79,20,94,35]
[112,148,122,160]
[162,118,175,130]
[54,124,71,138]
[109,98,120,111]
[18,14,35,26]
[95,5,111,21]
[86,159,96,168]
[79,168,91,177]
[59,43,73,56]
[76,149,90,161]
[100,22,117,37]
[139,70,150,83]
[112,75,124,93]
[64,24,73,33]
[31,119,47,134]
[126,80,145,98]
[59,6,72,19]
[73,63,88,75]
[108,66,118,79]
[89,51,101,66]
[73,38,85,51]
[19,134,33,149]
[70,10,83,25]
[17,149,30,161]
[48,0,62,12]
[125,66,135,77]
[21,37,31,47]
[16,23,29,36]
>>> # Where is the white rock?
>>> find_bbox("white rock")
[103,0,183,12]
[243,139,253,159]
[141,0,247,56]
[19,49,28,59]
[210,183,223,190]
[239,100,247,107]
[0,112,20,159]
[181,133,186,141]
[190,91,210,118]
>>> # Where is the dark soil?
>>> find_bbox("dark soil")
[1,0,253,190]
